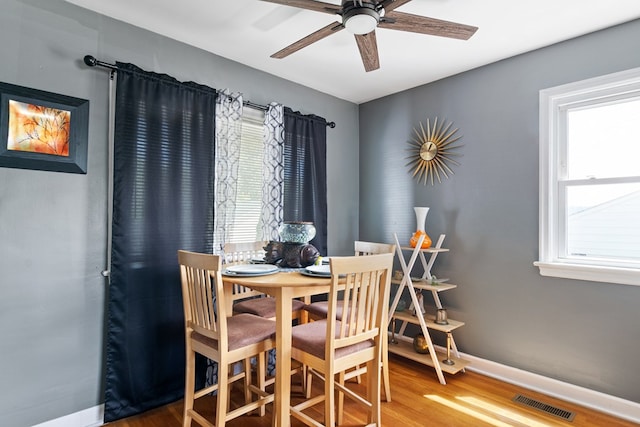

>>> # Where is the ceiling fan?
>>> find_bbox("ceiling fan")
[259,0,478,72]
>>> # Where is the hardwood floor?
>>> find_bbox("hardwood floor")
[104,354,637,427]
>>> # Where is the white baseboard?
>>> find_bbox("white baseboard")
[31,404,103,427]
[33,352,640,426]
[458,350,640,424]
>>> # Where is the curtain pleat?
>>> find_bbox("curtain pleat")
[105,62,216,422]
[283,108,328,255]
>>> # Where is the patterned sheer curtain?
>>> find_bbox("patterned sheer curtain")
[213,89,243,253]
[261,102,285,241]
[208,90,243,388]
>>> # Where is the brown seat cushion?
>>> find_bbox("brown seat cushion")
[234,296,306,319]
[303,300,347,320]
[291,319,374,360]
[192,313,275,351]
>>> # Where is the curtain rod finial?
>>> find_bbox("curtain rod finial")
[84,55,97,67]
[81,55,118,71]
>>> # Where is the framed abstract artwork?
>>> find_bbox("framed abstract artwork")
[0,82,89,174]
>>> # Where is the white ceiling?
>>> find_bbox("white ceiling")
[65,0,640,104]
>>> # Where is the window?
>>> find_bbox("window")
[225,107,265,243]
[536,67,640,286]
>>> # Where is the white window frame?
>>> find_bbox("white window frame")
[535,67,640,287]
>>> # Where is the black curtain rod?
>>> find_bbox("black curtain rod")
[84,55,336,129]
[233,98,336,128]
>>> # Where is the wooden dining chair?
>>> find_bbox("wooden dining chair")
[289,253,393,427]
[178,250,276,427]
[223,241,306,320]
[303,240,396,407]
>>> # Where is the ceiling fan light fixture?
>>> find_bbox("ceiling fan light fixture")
[343,7,379,35]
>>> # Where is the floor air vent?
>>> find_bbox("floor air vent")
[512,394,576,422]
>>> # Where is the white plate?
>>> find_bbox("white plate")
[300,269,331,278]
[305,264,331,276]
[223,264,278,275]
[222,269,278,277]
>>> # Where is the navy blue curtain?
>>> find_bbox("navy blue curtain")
[104,63,216,422]
[283,108,328,255]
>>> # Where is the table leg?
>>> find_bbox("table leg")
[273,288,293,427]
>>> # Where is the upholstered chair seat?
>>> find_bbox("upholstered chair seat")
[234,296,306,319]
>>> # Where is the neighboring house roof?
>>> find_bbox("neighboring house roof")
[568,190,640,260]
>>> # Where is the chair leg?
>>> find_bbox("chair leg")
[183,348,195,427]
[382,337,391,402]
[300,362,308,395]
[324,368,336,427]
[244,358,252,405]
[337,371,346,425]
[216,359,229,427]
[256,352,267,417]
[305,368,313,399]
[368,359,381,425]
[354,365,362,384]
[226,364,234,413]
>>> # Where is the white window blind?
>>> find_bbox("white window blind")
[226,107,265,243]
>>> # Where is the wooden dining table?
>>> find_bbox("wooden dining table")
[221,269,331,427]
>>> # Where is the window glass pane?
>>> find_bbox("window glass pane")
[566,183,640,261]
[566,98,640,180]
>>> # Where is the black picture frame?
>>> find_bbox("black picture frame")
[0,82,89,174]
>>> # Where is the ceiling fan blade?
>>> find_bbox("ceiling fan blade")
[259,0,341,15]
[378,0,414,13]
[271,22,344,59]
[355,31,380,72]
[379,11,478,40]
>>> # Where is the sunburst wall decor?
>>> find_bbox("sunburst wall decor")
[406,117,463,185]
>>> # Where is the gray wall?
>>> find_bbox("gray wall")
[359,19,640,403]
[0,1,359,426]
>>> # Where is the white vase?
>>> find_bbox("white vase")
[410,207,432,248]
[414,207,429,231]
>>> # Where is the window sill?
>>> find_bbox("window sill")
[534,261,640,286]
